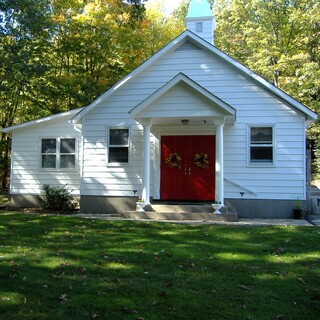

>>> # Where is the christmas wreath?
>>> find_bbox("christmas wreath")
[165,152,182,169]
[194,153,209,168]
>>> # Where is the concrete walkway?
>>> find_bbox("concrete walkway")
[71,213,316,226]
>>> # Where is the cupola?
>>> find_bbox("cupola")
[185,0,216,45]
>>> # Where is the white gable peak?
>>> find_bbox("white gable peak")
[185,0,216,45]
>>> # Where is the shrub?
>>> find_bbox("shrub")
[39,184,77,212]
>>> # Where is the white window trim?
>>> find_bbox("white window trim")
[39,137,78,171]
[106,127,132,167]
[247,125,276,167]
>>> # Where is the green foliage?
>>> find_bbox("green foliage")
[39,184,77,212]
[215,0,320,115]
[0,214,319,319]
[0,194,9,205]
[144,0,185,56]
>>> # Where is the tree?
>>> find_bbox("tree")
[215,0,319,112]
[142,0,185,57]
[0,0,52,189]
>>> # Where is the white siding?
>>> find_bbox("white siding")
[81,41,307,200]
[10,116,82,195]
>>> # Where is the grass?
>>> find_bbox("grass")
[0,194,8,206]
[0,212,319,320]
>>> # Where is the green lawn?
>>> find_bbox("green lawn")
[0,212,319,320]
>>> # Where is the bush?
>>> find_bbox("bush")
[39,184,78,212]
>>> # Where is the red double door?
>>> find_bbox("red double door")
[160,135,215,201]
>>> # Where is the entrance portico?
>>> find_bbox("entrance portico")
[129,73,235,205]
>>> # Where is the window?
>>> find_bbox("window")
[196,22,203,33]
[108,128,130,164]
[41,138,76,169]
[249,127,274,164]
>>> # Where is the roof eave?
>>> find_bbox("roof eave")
[1,108,83,133]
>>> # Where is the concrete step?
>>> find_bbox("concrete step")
[123,203,237,222]
[151,204,214,214]
[122,211,238,222]
[308,187,320,214]
[310,186,320,196]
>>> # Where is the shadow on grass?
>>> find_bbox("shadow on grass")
[0,212,319,319]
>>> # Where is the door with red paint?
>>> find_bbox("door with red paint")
[160,136,215,201]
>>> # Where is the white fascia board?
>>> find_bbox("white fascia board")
[129,72,235,117]
[1,108,83,133]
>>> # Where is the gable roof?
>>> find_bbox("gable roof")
[129,72,235,119]
[1,108,83,134]
[70,29,317,125]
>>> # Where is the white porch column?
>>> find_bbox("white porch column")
[215,119,224,205]
[142,118,151,204]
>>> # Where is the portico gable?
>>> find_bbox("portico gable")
[129,73,235,124]
[129,73,235,205]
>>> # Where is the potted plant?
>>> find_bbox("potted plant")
[212,201,222,214]
[136,197,145,212]
[292,198,304,219]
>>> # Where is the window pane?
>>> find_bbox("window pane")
[61,155,75,168]
[42,155,56,168]
[60,139,75,154]
[250,147,273,163]
[251,127,272,144]
[42,139,56,153]
[109,129,129,146]
[109,147,129,163]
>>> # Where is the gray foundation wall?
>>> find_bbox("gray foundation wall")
[80,196,137,214]
[9,194,136,213]
[11,194,41,208]
[225,199,297,219]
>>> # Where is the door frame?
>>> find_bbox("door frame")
[152,127,216,200]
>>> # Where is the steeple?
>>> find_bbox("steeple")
[185,0,216,45]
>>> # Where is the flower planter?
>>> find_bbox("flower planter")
[212,204,222,214]
[292,208,303,220]
[136,202,145,212]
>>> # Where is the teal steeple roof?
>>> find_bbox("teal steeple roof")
[186,0,212,18]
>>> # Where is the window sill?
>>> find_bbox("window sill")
[247,162,275,168]
[107,163,131,167]
[39,168,78,172]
